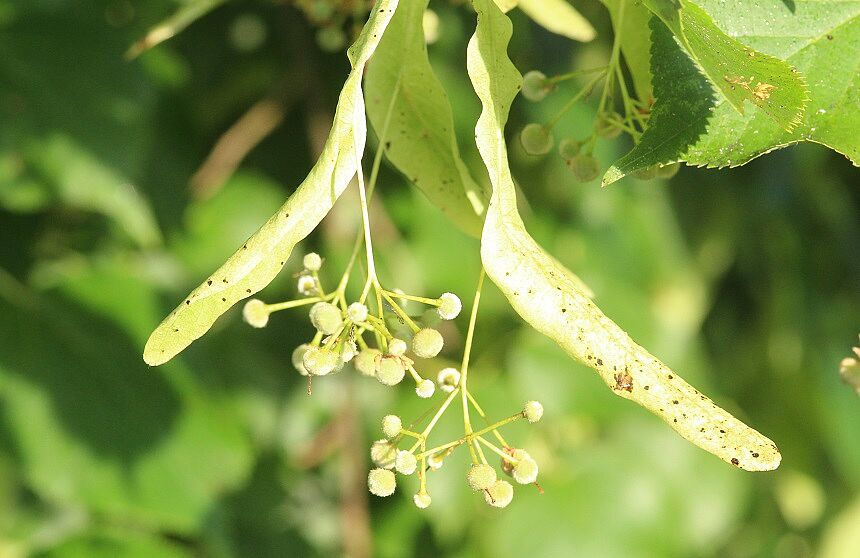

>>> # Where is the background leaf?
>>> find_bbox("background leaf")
[365,0,485,237]
[517,0,596,42]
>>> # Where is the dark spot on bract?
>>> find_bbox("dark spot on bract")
[827,34,833,40]
[207,280,212,286]
[185,300,190,305]
[668,374,674,379]
[731,458,739,466]
[752,452,759,458]
[246,289,251,293]
[672,400,679,404]
[719,429,725,434]
[222,298,227,302]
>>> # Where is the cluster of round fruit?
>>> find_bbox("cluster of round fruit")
[367,401,545,509]
[518,70,680,182]
[242,253,462,398]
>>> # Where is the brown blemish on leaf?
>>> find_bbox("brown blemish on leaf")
[613,371,633,392]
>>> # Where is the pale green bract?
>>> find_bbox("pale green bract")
[143,0,399,366]
[517,0,596,42]
[365,0,485,237]
[469,0,781,471]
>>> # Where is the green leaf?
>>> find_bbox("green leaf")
[127,0,226,59]
[605,3,859,184]
[645,0,809,129]
[365,0,485,238]
[142,0,400,366]
[469,0,781,471]
[517,0,596,42]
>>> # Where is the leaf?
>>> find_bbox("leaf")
[126,0,226,59]
[600,0,655,100]
[604,3,859,183]
[142,1,400,366]
[517,0,596,42]
[644,0,809,129]
[365,0,485,238]
[603,19,716,184]
[469,0,781,471]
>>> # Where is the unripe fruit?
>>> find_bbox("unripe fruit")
[297,275,316,296]
[413,492,432,509]
[566,153,600,182]
[428,453,444,470]
[520,123,554,156]
[347,302,368,323]
[412,328,444,359]
[501,448,531,476]
[633,166,658,180]
[395,450,418,475]
[370,439,397,469]
[292,344,310,376]
[302,347,340,376]
[466,463,497,491]
[656,162,680,179]
[341,340,357,363]
[388,338,407,357]
[242,299,269,328]
[484,480,514,508]
[437,292,462,320]
[381,415,402,439]
[376,357,406,386]
[367,468,396,497]
[558,138,581,160]
[316,25,346,52]
[512,457,539,484]
[354,348,381,377]
[521,70,552,102]
[596,114,622,138]
[523,400,544,423]
[436,367,461,393]
[416,379,435,399]
[309,302,343,335]
[303,252,322,271]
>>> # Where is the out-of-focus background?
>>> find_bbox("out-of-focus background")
[1,1,859,557]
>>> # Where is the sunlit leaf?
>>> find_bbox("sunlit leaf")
[365,0,485,237]
[517,0,596,42]
[644,0,809,129]
[142,0,400,366]
[469,0,781,471]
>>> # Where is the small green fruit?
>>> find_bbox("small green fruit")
[522,70,552,102]
[412,328,444,359]
[466,463,497,491]
[309,302,343,335]
[520,123,554,156]
[566,153,600,182]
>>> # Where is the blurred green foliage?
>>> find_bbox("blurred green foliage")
[0,1,858,557]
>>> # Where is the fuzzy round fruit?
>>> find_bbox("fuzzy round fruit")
[388,338,407,357]
[436,367,461,393]
[502,448,531,476]
[242,299,269,328]
[370,439,397,469]
[522,70,551,102]
[412,328,444,359]
[566,153,600,183]
[302,347,340,376]
[376,357,406,386]
[523,400,544,423]
[354,348,381,377]
[633,166,658,180]
[309,302,343,335]
[292,344,310,376]
[437,292,462,320]
[395,450,418,475]
[413,492,432,509]
[558,138,581,160]
[303,252,322,271]
[656,162,681,179]
[367,468,396,497]
[347,302,368,323]
[381,415,402,439]
[416,379,435,399]
[316,25,346,52]
[466,464,497,491]
[596,115,622,139]
[520,123,554,156]
[297,275,316,296]
[428,454,444,470]
[484,480,514,508]
[512,457,539,484]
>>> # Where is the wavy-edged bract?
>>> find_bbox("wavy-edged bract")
[469,0,780,471]
[143,0,399,366]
